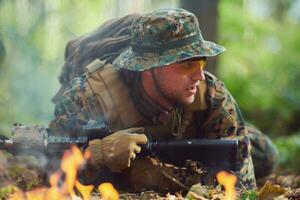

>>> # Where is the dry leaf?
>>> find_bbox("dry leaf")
[277,175,300,188]
[186,191,209,200]
[185,183,212,199]
[258,181,287,200]
[284,188,300,200]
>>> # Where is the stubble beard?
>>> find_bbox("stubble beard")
[153,72,195,106]
[160,86,195,106]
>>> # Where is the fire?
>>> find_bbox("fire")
[216,171,237,200]
[9,145,119,200]
[75,181,94,200]
[9,189,26,200]
[60,145,87,196]
[98,183,119,200]
[44,172,65,200]
[26,188,48,200]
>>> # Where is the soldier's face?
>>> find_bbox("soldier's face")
[153,60,206,105]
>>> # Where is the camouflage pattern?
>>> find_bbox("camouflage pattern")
[190,71,257,189]
[247,124,278,178]
[113,8,225,71]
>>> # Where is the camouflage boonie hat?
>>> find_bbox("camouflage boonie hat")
[113,8,226,71]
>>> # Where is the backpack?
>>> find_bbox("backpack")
[52,14,141,103]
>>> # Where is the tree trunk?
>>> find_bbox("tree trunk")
[0,37,5,69]
[180,0,219,75]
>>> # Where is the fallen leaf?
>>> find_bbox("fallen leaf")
[185,183,212,199]
[186,191,209,200]
[284,188,300,200]
[258,181,287,200]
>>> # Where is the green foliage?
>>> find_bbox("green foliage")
[0,1,107,135]
[273,133,300,173]
[239,190,258,200]
[26,179,42,191]
[0,185,14,200]
[219,0,300,135]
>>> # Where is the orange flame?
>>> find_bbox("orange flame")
[26,188,48,200]
[98,182,119,200]
[8,145,108,200]
[9,189,26,200]
[75,181,94,200]
[60,145,86,196]
[44,172,65,200]
[216,171,237,200]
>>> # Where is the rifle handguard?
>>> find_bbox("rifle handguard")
[144,139,239,171]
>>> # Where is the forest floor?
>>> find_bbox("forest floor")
[0,154,299,200]
[1,135,300,200]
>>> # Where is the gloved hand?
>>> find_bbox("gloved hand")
[88,127,147,172]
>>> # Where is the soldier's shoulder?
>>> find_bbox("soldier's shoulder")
[52,75,88,116]
[204,71,226,90]
[204,71,227,101]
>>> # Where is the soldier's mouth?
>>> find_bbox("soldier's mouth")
[187,86,197,95]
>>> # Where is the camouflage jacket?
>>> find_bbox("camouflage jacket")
[49,61,256,190]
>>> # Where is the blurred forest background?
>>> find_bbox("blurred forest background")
[0,0,299,174]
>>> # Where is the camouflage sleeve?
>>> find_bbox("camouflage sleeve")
[200,73,256,190]
[48,77,92,136]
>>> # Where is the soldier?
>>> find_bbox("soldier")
[49,8,277,193]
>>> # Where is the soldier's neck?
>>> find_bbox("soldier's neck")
[141,73,174,111]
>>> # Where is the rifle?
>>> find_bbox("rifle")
[0,124,239,171]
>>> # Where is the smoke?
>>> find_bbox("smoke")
[0,1,117,135]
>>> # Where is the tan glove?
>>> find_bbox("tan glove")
[88,127,147,172]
